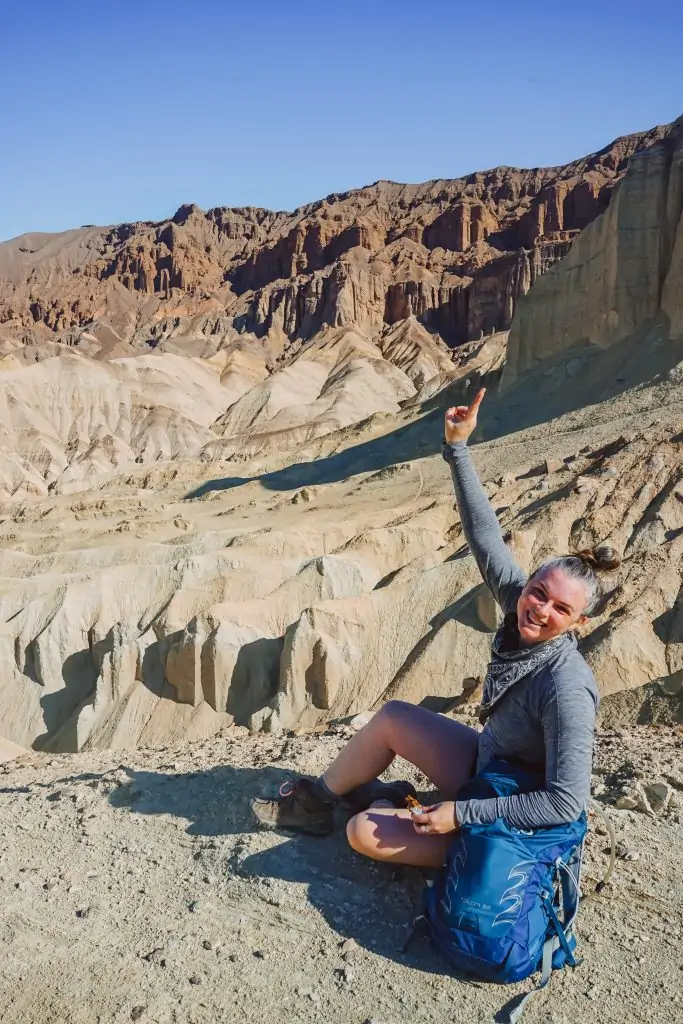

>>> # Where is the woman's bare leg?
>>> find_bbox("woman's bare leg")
[347,804,452,867]
[323,699,479,799]
[329,701,479,868]
[252,699,479,842]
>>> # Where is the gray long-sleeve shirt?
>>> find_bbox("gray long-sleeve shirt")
[445,441,598,830]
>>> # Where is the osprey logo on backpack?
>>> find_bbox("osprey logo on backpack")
[417,759,587,1023]
[493,860,535,928]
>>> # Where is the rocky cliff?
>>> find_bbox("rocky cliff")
[505,116,683,381]
[0,121,675,359]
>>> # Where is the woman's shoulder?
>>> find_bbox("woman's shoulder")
[536,644,600,705]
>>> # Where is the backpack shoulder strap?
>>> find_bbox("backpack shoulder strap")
[507,938,555,1024]
[505,893,580,1024]
[544,896,579,966]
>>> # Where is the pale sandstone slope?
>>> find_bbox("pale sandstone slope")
[0,321,454,497]
[1,382,681,754]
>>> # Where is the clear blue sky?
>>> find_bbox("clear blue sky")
[1,0,681,241]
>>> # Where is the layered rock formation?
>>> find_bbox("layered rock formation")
[0,121,675,360]
[0,320,462,498]
[0,117,682,755]
[1,401,681,754]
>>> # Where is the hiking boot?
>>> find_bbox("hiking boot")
[342,778,419,813]
[251,778,335,836]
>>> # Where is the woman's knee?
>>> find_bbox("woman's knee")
[373,699,421,757]
[346,812,374,856]
[375,699,412,737]
[345,812,363,853]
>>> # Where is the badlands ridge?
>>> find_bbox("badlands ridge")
[0,117,682,755]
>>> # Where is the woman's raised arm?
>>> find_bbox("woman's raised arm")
[443,389,526,616]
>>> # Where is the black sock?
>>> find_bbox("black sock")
[342,779,417,812]
[309,777,341,806]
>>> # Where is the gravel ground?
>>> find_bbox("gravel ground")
[1,722,682,1024]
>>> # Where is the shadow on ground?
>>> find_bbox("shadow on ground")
[185,405,446,498]
[106,762,486,986]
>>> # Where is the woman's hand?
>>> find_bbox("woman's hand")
[444,388,486,445]
[411,801,459,836]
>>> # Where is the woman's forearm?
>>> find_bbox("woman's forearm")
[443,441,525,614]
[455,785,584,830]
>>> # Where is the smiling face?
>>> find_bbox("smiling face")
[516,566,589,645]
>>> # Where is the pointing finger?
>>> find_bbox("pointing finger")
[467,388,486,416]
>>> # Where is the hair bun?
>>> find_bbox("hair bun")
[576,545,621,572]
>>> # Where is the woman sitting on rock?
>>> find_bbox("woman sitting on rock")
[252,389,620,866]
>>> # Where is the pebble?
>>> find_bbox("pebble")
[645,782,673,812]
[340,938,357,957]
[348,712,374,732]
[142,947,165,965]
[130,1008,146,1022]
[189,974,202,985]
[202,940,213,950]
[616,842,640,861]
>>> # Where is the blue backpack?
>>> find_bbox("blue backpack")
[418,759,586,1023]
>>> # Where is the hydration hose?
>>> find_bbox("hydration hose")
[587,799,617,897]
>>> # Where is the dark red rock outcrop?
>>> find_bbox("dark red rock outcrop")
[0,119,676,355]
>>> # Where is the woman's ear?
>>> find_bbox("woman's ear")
[576,614,589,628]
